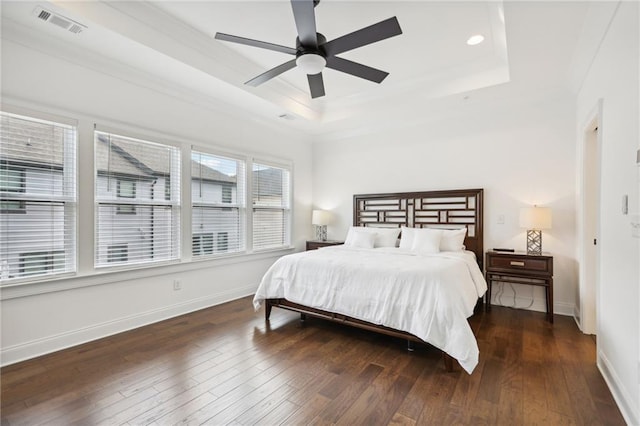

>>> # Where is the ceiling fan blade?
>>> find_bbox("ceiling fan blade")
[307,73,325,98]
[245,59,298,86]
[291,0,318,48]
[215,32,297,55]
[322,17,402,57]
[326,56,389,83]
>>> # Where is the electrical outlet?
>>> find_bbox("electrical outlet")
[173,280,182,291]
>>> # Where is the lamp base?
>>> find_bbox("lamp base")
[315,225,327,241]
[526,229,542,255]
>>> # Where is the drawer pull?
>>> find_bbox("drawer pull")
[510,261,525,267]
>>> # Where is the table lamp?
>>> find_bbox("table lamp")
[519,206,552,255]
[312,210,331,241]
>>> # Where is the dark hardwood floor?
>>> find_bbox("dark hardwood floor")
[1,296,625,425]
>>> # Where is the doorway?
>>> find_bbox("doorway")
[580,108,601,336]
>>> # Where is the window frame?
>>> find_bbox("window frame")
[0,110,77,284]
[94,129,181,269]
[250,159,292,252]
[190,148,247,259]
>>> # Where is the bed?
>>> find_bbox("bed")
[253,189,486,373]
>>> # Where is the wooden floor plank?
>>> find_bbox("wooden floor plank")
[0,297,626,426]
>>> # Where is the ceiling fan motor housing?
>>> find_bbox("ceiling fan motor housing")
[295,33,327,58]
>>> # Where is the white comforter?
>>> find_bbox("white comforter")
[253,246,487,374]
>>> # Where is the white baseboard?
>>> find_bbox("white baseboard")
[597,349,639,426]
[0,284,256,367]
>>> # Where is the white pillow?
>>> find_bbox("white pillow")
[344,228,377,248]
[399,226,416,250]
[346,226,400,248]
[410,228,443,254]
[440,228,467,252]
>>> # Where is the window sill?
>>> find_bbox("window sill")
[0,247,295,301]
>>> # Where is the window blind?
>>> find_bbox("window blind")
[252,162,291,250]
[0,111,77,282]
[191,150,245,257]
[95,130,180,267]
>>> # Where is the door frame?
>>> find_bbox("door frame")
[577,99,603,335]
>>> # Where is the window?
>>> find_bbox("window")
[117,179,136,198]
[222,184,232,204]
[19,251,65,277]
[217,232,229,252]
[0,201,25,214]
[252,162,291,250]
[192,233,214,256]
[0,111,76,282]
[191,150,245,257]
[107,244,128,263]
[0,168,27,213]
[1,168,25,192]
[116,179,137,214]
[95,130,180,268]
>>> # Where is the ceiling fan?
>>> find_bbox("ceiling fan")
[214,0,402,99]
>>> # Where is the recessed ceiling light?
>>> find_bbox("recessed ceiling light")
[466,35,484,46]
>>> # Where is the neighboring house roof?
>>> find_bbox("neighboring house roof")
[96,136,238,184]
[3,125,251,188]
[253,168,283,197]
[0,115,65,168]
[95,135,163,178]
[191,160,236,184]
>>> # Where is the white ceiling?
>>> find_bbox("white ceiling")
[1,1,600,138]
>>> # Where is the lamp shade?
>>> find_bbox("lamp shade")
[312,210,331,226]
[519,206,552,229]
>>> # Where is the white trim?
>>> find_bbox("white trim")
[576,99,603,335]
[0,103,78,127]
[598,349,640,426]
[0,284,257,367]
[0,248,292,300]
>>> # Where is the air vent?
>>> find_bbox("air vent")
[33,6,87,34]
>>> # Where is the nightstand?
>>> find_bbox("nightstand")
[485,251,554,323]
[306,240,343,251]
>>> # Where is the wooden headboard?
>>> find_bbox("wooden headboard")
[353,189,484,268]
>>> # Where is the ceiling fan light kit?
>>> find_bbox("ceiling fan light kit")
[214,0,402,99]
[296,53,326,75]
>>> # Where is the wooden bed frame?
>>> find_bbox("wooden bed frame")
[264,188,484,372]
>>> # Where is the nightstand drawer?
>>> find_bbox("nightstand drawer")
[488,255,552,274]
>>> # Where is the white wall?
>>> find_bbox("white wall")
[313,94,578,316]
[0,38,314,365]
[576,2,639,424]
